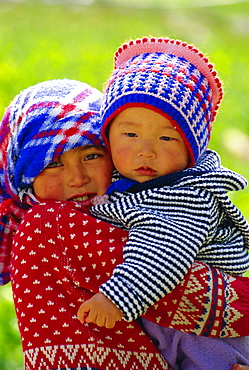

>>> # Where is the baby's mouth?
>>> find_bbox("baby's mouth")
[136,167,157,176]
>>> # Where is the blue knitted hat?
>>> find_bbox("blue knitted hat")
[0,78,103,200]
[101,37,223,166]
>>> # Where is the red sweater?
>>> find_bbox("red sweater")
[11,201,249,369]
[11,201,170,370]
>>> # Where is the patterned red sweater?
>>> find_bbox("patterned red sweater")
[11,201,249,369]
[11,201,170,370]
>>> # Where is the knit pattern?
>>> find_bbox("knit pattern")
[11,201,170,370]
[10,201,249,370]
[0,79,103,285]
[91,150,249,322]
[101,37,223,166]
[144,262,249,338]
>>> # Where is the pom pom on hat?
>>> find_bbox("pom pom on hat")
[102,37,223,165]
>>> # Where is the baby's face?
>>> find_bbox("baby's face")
[33,145,113,206]
[109,107,190,183]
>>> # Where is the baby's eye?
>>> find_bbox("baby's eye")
[45,161,62,168]
[160,136,172,141]
[84,153,101,161]
[125,132,137,137]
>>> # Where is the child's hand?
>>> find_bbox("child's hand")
[77,292,123,329]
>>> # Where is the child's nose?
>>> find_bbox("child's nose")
[137,139,156,158]
[67,166,90,187]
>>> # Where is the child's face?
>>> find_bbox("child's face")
[33,145,114,206]
[109,107,190,183]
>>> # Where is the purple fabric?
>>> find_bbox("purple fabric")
[141,318,249,370]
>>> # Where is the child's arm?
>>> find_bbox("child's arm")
[77,292,123,328]
[91,187,249,323]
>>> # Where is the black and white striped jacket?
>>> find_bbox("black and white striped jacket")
[91,150,249,321]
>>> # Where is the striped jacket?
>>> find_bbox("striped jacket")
[91,150,249,322]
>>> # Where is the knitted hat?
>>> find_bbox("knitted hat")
[0,79,103,200]
[0,78,103,285]
[101,37,223,166]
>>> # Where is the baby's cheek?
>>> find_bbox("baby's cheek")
[112,148,131,170]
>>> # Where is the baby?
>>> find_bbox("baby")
[78,37,249,370]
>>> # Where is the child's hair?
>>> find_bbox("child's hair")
[0,78,103,285]
[101,37,223,166]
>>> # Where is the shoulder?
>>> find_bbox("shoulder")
[20,201,91,228]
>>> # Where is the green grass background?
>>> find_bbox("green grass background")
[0,1,248,368]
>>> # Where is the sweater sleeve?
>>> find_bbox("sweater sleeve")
[92,187,216,321]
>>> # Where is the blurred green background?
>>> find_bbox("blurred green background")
[0,0,248,368]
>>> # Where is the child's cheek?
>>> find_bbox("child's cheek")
[33,177,63,200]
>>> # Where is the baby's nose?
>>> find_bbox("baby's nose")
[137,140,156,158]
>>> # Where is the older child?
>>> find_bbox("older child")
[0,78,110,284]
[78,37,249,369]
[0,78,171,369]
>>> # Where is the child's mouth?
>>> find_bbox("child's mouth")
[135,167,157,176]
[69,193,96,207]
[71,195,92,201]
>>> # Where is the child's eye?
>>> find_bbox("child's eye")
[84,153,101,161]
[160,136,172,141]
[45,161,62,168]
[125,132,137,137]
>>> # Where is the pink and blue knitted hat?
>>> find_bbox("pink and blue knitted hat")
[101,37,223,166]
[0,78,103,285]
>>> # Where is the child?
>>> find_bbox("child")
[0,78,110,284]
[1,78,171,370]
[78,37,249,369]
